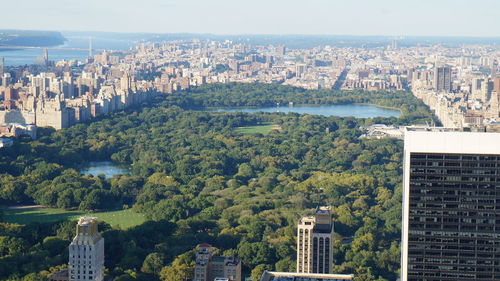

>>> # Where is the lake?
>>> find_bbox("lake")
[208,104,400,118]
[80,161,130,179]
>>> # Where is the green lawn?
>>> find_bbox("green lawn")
[235,124,281,135]
[2,207,146,229]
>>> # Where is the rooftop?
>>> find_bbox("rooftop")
[260,271,354,281]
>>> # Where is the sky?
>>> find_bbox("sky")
[1,0,499,37]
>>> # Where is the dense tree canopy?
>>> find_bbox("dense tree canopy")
[0,83,435,280]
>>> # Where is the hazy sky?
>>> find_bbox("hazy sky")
[2,0,499,36]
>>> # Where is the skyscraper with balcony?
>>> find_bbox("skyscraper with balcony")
[69,217,105,281]
[297,206,334,274]
[401,128,500,281]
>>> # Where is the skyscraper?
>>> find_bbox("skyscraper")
[89,37,93,58]
[434,66,452,92]
[391,39,398,50]
[401,128,500,281]
[0,57,4,77]
[69,217,105,281]
[480,79,494,103]
[43,48,49,64]
[278,44,286,56]
[493,76,500,94]
[297,206,334,274]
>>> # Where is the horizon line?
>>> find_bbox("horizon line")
[1,28,500,39]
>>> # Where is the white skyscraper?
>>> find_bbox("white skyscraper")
[69,217,105,281]
[297,206,334,274]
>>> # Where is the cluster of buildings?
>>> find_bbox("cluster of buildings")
[0,68,154,130]
[4,38,500,281]
[0,38,421,132]
[194,206,353,281]
[1,38,498,135]
[49,208,352,281]
[408,45,499,128]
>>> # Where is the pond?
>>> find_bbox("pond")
[79,161,130,179]
[207,104,400,118]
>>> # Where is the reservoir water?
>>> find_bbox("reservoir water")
[208,104,400,118]
[80,161,129,179]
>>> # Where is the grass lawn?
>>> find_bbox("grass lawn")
[2,207,146,229]
[235,123,281,135]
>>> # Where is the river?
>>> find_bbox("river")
[208,104,400,118]
[0,34,136,66]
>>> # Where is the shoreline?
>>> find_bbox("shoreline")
[353,103,402,112]
[202,103,401,113]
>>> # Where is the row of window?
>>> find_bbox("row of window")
[409,230,500,238]
[411,168,500,175]
[411,154,500,161]
[411,175,500,182]
[410,161,500,168]
[410,217,497,224]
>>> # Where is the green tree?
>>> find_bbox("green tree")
[251,264,272,281]
[141,252,164,275]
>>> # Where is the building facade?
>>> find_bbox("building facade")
[401,128,500,281]
[297,206,334,274]
[434,66,452,93]
[69,217,105,281]
[194,244,241,281]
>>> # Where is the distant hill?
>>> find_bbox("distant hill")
[0,30,65,47]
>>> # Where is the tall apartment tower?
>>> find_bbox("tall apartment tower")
[401,128,500,281]
[69,217,105,281]
[278,44,286,56]
[297,206,334,274]
[434,66,452,92]
[492,76,500,94]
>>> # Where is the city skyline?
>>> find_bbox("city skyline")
[1,0,500,37]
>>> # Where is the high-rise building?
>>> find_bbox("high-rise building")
[278,45,286,56]
[481,79,494,103]
[69,217,105,281]
[0,57,4,77]
[493,76,500,94]
[434,66,452,92]
[89,37,93,58]
[296,64,307,78]
[297,206,334,274]
[401,128,500,281]
[471,77,484,100]
[391,39,398,50]
[194,244,241,281]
